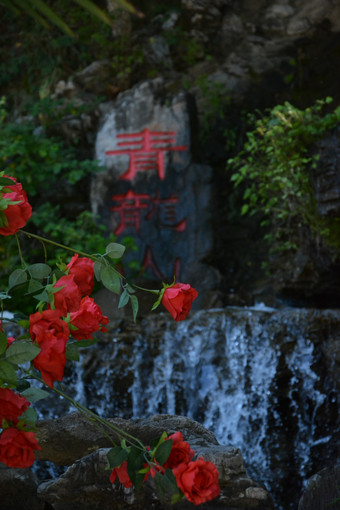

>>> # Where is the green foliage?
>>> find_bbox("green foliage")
[31,207,117,259]
[0,97,103,197]
[0,0,139,38]
[228,97,340,253]
[0,4,139,98]
[163,26,205,69]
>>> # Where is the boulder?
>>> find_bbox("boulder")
[298,464,340,510]
[34,412,274,510]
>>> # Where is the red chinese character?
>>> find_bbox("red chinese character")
[141,247,181,280]
[146,192,187,232]
[110,190,150,236]
[106,128,187,181]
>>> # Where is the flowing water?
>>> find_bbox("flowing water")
[36,306,340,509]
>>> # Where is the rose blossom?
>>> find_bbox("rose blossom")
[29,309,69,387]
[110,461,133,488]
[0,175,32,236]
[161,283,198,321]
[0,428,41,468]
[52,274,82,315]
[66,254,95,296]
[6,336,15,348]
[163,431,195,469]
[0,320,15,348]
[0,388,30,425]
[173,457,220,505]
[70,296,109,340]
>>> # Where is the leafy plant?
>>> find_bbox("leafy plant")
[0,97,122,291]
[227,97,340,253]
[0,0,141,38]
[0,96,102,195]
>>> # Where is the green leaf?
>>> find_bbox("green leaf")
[0,329,8,356]
[154,469,181,502]
[151,290,164,311]
[6,341,40,364]
[73,0,114,26]
[0,360,18,385]
[74,338,98,348]
[26,279,44,295]
[127,446,145,489]
[66,342,80,361]
[0,177,15,186]
[130,294,139,321]
[105,242,126,259]
[33,289,49,302]
[241,204,249,215]
[94,260,103,282]
[20,407,38,428]
[27,263,52,279]
[8,268,27,290]
[107,446,129,468]
[101,266,121,295]
[11,0,51,28]
[22,0,76,37]
[17,320,30,328]
[21,386,50,402]
[155,439,172,466]
[118,289,129,309]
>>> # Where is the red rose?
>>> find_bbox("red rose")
[110,461,133,488]
[29,309,69,387]
[7,336,15,348]
[66,254,95,296]
[53,274,82,315]
[163,431,195,469]
[0,320,15,348]
[70,296,109,340]
[173,457,220,505]
[0,428,41,468]
[29,309,69,345]
[33,336,68,388]
[161,283,198,321]
[0,175,32,236]
[0,388,30,425]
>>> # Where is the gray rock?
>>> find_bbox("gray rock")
[35,413,274,510]
[0,464,44,510]
[298,464,340,510]
[92,79,217,305]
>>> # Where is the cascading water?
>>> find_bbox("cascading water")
[35,306,340,510]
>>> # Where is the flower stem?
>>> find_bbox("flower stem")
[19,229,123,280]
[133,284,160,295]
[15,233,25,269]
[29,373,145,450]
[19,229,96,260]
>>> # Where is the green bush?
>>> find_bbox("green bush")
[0,96,119,284]
[227,97,340,254]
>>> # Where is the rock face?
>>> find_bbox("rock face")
[92,78,219,307]
[1,413,274,510]
[0,464,44,510]
[44,0,340,308]
[298,464,340,510]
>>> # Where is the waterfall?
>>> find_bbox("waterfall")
[35,306,340,509]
